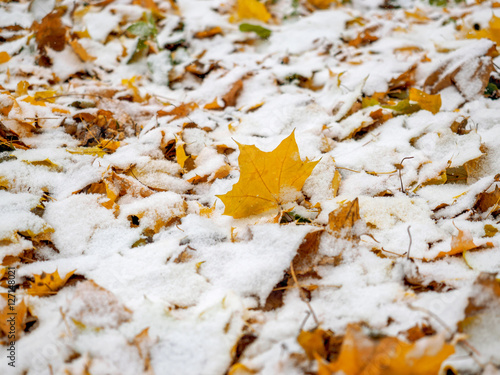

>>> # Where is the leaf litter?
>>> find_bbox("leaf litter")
[1,0,500,374]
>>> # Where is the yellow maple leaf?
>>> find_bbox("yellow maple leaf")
[27,269,75,296]
[232,0,271,23]
[217,131,319,218]
[318,324,455,375]
[467,15,500,45]
[0,51,11,64]
[409,88,441,114]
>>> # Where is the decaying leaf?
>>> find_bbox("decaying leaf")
[328,198,360,238]
[217,131,319,218]
[27,269,76,296]
[317,324,455,375]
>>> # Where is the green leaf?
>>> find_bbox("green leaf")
[127,21,157,39]
[382,99,420,115]
[239,23,272,39]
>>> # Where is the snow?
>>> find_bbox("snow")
[1,0,500,374]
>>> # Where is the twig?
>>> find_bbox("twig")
[406,225,412,260]
[290,261,319,328]
[398,156,414,194]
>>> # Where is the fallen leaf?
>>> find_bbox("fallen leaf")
[292,229,324,275]
[239,23,271,39]
[298,328,328,360]
[157,102,198,120]
[122,76,148,103]
[474,185,500,216]
[217,131,319,218]
[467,15,500,45]
[0,297,28,340]
[27,269,76,296]
[31,9,67,65]
[409,88,441,114]
[318,324,454,375]
[307,0,336,9]
[232,0,271,23]
[423,42,495,100]
[0,52,11,64]
[15,81,29,97]
[69,39,97,62]
[22,158,62,172]
[328,198,360,238]
[434,228,485,259]
[194,26,224,39]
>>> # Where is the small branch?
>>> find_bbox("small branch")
[290,262,319,328]
[406,225,412,260]
[398,156,414,194]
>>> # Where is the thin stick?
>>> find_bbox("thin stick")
[407,225,412,260]
[398,156,414,194]
[290,262,319,328]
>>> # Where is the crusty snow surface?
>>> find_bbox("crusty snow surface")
[1,0,500,374]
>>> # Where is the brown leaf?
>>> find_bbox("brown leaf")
[32,9,67,65]
[328,198,360,238]
[292,229,324,275]
[423,43,495,99]
[474,185,500,216]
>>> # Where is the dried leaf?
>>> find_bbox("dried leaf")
[157,102,198,119]
[319,324,454,375]
[32,10,67,52]
[474,185,500,215]
[194,26,223,39]
[328,198,360,238]
[0,297,28,340]
[307,0,336,9]
[298,328,328,360]
[409,88,441,114]
[217,131,319,218]
[27,269,75,296]
[69,39,97,62]
[292,229,324,275]
[434,228,481,259]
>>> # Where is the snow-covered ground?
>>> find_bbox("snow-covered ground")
[1,0,500,374]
